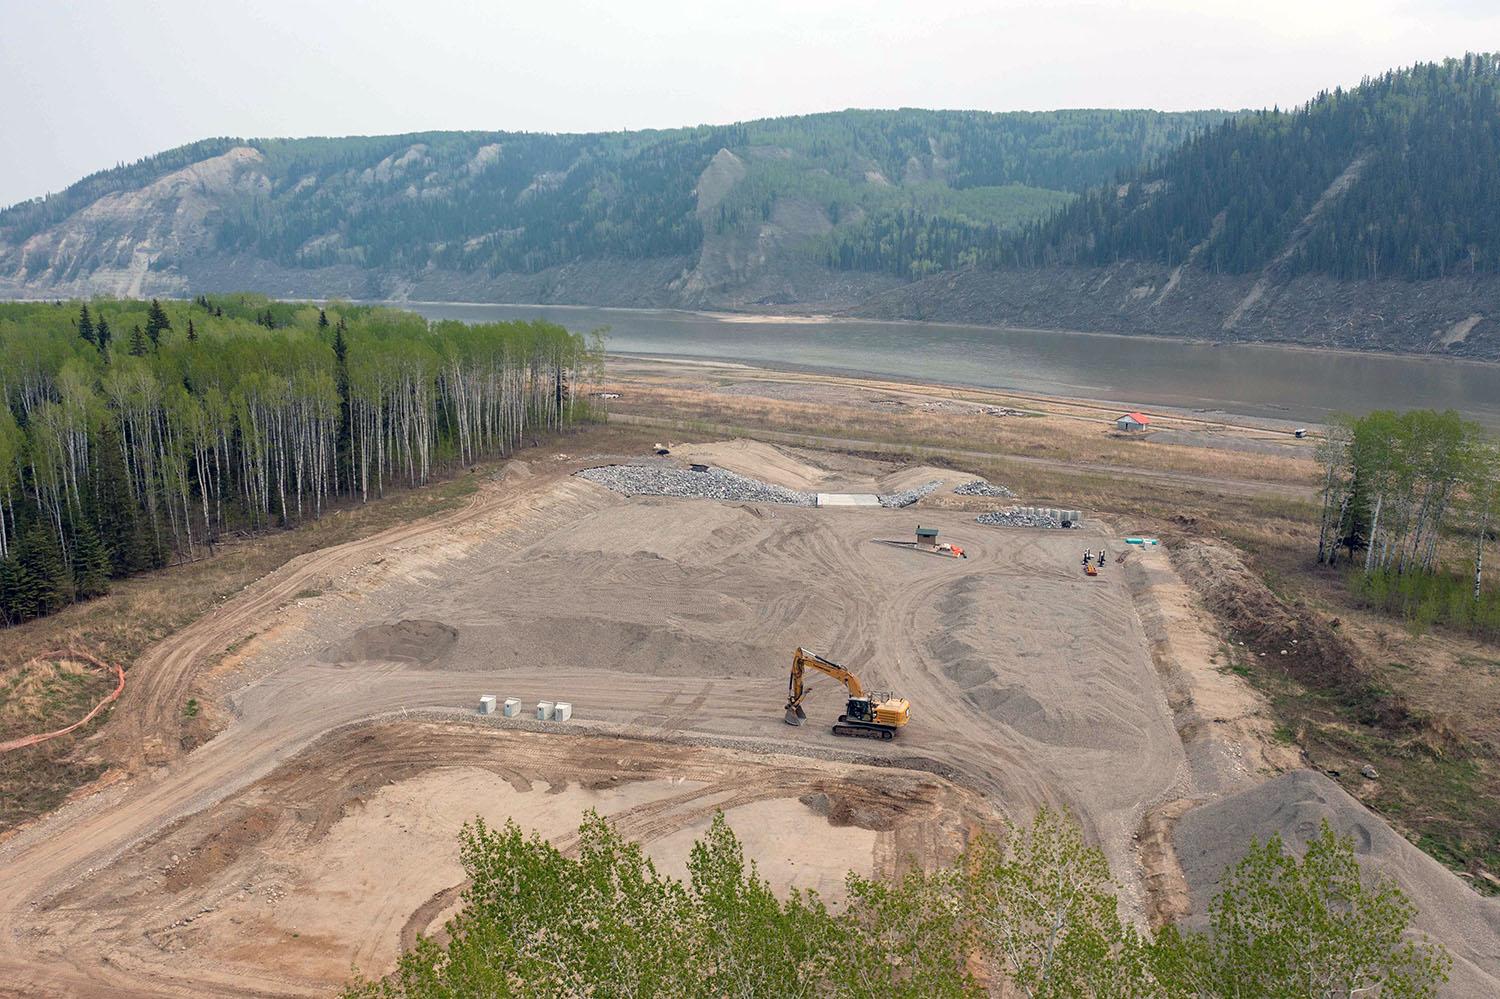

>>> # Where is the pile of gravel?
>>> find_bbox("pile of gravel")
[976,506,1078,529]
[878,480,943,509]
[576,464,816,506]
[953,478,1016,499]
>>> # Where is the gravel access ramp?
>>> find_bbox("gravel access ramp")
[878,479,943,508]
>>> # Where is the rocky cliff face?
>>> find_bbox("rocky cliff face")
[1,147,269,298]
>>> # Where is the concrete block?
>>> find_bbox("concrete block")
[536,700,555,721]
[554,701,573,722]
[502,697,521,718]
[478,695,497,715]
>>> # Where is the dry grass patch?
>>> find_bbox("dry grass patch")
[0,656,115,743]
[603,374,1319,486]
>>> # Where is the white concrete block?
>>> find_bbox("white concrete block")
[536,700,555,721]
[816,493,881,507]
[502,697,521,718]
[554,701,572,722]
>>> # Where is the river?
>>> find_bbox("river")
[403,302,1500,428]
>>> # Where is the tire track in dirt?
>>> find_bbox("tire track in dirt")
[0,444,1191,996]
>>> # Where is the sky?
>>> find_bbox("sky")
[1,0,1496,207]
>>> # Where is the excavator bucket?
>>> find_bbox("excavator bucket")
[785,703,806,726]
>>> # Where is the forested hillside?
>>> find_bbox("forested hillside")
[0,109,1227,302]
[858,55,1500,357]
[0,296,588,625]
[5,58,1500,356]
[1005,54,1500,280]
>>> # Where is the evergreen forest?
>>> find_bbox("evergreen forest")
[1006,54,1500,281]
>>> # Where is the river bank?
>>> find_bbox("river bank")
[400,301,1500,429]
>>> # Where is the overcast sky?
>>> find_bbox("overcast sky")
[1,0,1495,207]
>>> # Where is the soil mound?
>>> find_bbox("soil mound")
[1174,770,1500,995]
[322,620,459,665]
[1171,540,1415,731]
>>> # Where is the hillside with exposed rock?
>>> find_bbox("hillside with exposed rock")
[5,59,1500,359]
[0,110,1222,309]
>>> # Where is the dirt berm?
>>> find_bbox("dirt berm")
[1171,540,1417,731]
[320,619,459,665]
[1174,770,1500,997]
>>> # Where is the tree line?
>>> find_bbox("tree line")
[0,296,592,626]
[346,808,1448,998]
[1315,409,1500,636]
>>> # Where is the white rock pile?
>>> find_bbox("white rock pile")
[878,480,943,508]
[953,478,1016,498]
[576,464,816,505]
[976,506,1080,529]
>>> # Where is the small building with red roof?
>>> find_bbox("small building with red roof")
[1115,412,1152,432]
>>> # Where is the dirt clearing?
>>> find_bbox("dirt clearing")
[29,722,988,995]
[1,429,1495,996]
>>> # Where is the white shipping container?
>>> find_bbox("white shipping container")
[554,701,573,722]
[478,695,497,715]
[502,697,521,718]
[536,700,555,721]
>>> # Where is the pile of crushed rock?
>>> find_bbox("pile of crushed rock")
[576,464,816,506]
[976,506,1080,529]
[878,480,943,508]
[953,478,1016,498]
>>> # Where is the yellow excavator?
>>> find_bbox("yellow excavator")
[783,647,910,740]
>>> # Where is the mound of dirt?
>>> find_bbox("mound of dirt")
[321,620,459,665]
[1174,769,1500,995]
[1171,540,1415,731]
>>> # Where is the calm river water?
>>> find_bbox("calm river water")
[404,302,1500,428]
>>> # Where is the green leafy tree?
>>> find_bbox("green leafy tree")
[966,809,1158,998]
[686,812,845,998]
[1151,821,1450,998]
[343,808,1452,999]
[839,861,976,997]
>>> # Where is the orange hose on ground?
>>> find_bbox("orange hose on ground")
[0,649,125,753]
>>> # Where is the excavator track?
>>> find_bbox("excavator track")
[831,717,897,741]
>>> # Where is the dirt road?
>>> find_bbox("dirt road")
[607,412,1317,502]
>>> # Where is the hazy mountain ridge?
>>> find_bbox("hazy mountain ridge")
[4,64,1500,360]
[0,109,1226,307]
